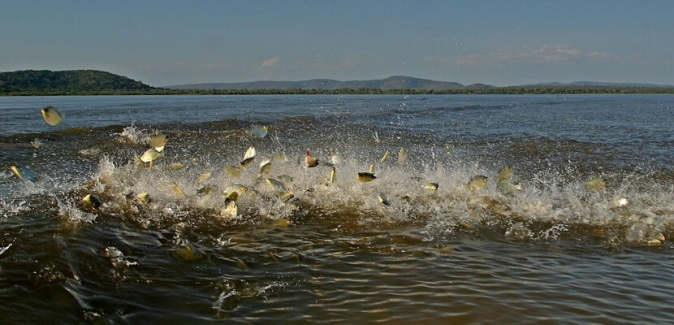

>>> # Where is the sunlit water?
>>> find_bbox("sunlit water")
[1,94,674,324]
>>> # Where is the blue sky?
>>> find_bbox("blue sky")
[1,0,673,87]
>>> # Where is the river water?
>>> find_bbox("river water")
[1,94,674,324]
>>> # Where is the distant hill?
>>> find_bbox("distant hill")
[1,69,672,95]
[528,81,674,88]
[0,70,154,95]
[167,76,487,91]
[169,77,674,91]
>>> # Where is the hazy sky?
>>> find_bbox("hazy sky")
[2,0,673,87]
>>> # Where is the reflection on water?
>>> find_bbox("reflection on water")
[1,95,674,324]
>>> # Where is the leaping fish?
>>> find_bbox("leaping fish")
[305,151,319,168]
[377,193,390,206]
[136,192,151,204]
[265,178,288,192]
[172,242,206,261]
[380,150,391,164]
[239,146,256,168]
[496,165,513,183]
[197,171,212,184]
[251,124,268,138]
[272,151,289,163]
[585,176,606,191]
[223,184,247,201]
[41,106,62,126]
[259,159,272,175]
[614,197,629,207]
[82,193,103,208]
[373,129,380,145]
[330,151,343,165]
[171,182,186,199]
[30,138,43,149]
[140,148,161,168]
[167,162,185,170]
[148,133,168,152]
[496,165,522,194]
[222,199,238,219]
[329,167,336,184]
[467,175,488,191]
[357,172,377,183]
[278,191,295,203]
[397,148,407,168]
[10,165,40,182]
[423,183,439,191]
[224,165,242,178]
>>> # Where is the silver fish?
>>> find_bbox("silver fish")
[224,165,242,178]
[239,146,256,168]
[30,138,43,149]
[83,194,103,208]
[171,182,186,199]
[272,151,289,163]
[377,193,390,206]
[197,171,211,183]
[397,148,407,168]
[305,151,319,168]
[496,165,513,183]
[496,165,519,195]
[423,183,439,191]
[614,197,629,207]
[251,124,268,138]
[266,178,288,192]
[585,176,606,191]
[278,191,295,203]
[330,151,343,165]
[223,184,248,201]
[467,175,488,191]
[140,148,161,167]
[357,172,377,183]
[197,184,218,196]
[260,159,272,175]
[10,165,39,182]
[329,167,336,184]
[172,243,206,261]
[136,192,151,204]
[380,150,391,164]
[222,199,238,219]
[41,106,62,126]
[148,133,168,152]
[167,162,185,170]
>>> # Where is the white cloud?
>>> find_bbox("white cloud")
[262,56,279,67]
[532,44,582,61]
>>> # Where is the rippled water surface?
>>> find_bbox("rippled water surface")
[1,94,674,324]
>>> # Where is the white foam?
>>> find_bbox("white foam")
[57,198,97,225]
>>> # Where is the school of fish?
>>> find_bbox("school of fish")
[9,105,650,244]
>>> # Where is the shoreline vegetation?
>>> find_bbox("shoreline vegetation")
[2,69,673,96]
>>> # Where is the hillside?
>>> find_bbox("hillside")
[529,81,674,88]
[0,70,154,95]
[1,69,672,95]
[168,76,475,91]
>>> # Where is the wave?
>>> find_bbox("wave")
[4,139,674,248]
[2,112,674,249]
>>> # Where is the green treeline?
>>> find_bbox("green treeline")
[1,70,673,95]
[4,87,673,96]
[151,86,674,95]
[0,70,154,95]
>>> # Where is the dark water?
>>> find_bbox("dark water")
[1,94,674,324]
